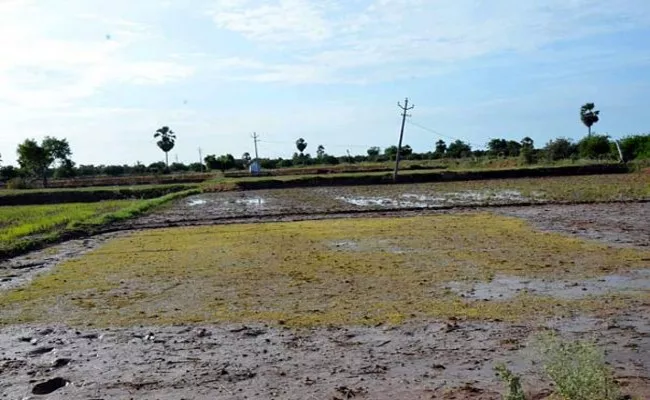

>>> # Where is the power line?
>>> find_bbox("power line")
[407,120,484,149]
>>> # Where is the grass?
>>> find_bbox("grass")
[0,189,200,259]
[0,183,199,206]
[2,213,648,327]
[0,183,197,196]
[202,163,630,191]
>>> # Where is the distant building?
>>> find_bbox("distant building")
[249,160,261,176]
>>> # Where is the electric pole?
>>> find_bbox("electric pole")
[251,132,260,161]
[198,147,203,172]
[393,97,414,182]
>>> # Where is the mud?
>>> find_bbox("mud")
[496,202,650,248]
[2,197,650,398]
[447,269,650,300]
[0,232,127,291]
[1,312,649,400]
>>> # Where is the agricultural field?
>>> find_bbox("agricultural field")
[0,173,649,399]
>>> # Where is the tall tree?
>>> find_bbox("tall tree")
[154,126,176,167]
[434,140,447,158]
[316,145,325,159]
[446,140,472,158]
[242,152,252,166]
[580,103,600,137]
[366,147,380,161]
[295,138,307,155]
[16,136,72,187]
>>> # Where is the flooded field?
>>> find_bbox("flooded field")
[1,173,650,399]
[125,174,649,227]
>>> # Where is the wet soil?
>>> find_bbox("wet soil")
[2,198,649,399]
[1,312,649,399]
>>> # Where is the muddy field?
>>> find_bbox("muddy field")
[1,181,650,399]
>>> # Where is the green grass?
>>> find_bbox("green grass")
[2,213,648,327]
[0,200,138,244]
[0,189,200,258]
[0,183,197,196]
[202,163,630,191]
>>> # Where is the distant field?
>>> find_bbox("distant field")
[0,183,198,206]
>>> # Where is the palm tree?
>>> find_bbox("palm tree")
[154,126,176,167]
[580,103,600,137]
[316,145,325,159]
[296,138,307,155]
[242,152,252,166]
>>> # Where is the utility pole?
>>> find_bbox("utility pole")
[393,97,414,182]
[251,132,260,161]
[198,147,203,172]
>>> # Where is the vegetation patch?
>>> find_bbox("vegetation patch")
[0,189,200,259]
[2,214,648,327]
[0,183,197,206]
[202,164,630,192]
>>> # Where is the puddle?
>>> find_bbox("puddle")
[234,197,266,206]
[187,198,207,206]
[336,190,541,208]
[447,269,650,300]
[334,196,429,208]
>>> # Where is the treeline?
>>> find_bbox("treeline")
[1,133,648,186]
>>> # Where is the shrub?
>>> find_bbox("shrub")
[577,135,614,159]
[494,364,527,400]
[6,177,30,190]
[534,333,619,400]
[619,134,650,161]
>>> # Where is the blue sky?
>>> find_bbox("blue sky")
[1,0,650,166]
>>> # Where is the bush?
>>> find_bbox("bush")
[6,177,30,190]
[544,138,577,161]
[534,333,619,400]
[494,364,526,400]
[0,165,20,181]
[619,134,650,161]
[577,135,614,159]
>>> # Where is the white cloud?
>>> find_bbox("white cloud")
[0,1,193,109]
[206,0,650,83]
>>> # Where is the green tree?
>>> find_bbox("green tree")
[433,139,447,158]
[577,134,613,159]
[544,137,576,161]
[580,103,600,137]
[520,137,535,164]
[295,138,307,155]
[366,146,380,161]
[618,134,650,161]
[154,126,176,167]
[16,137,72,187]
[446,140,472,158]
[316,145,325,160]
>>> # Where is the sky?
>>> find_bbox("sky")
[1,0,650,166]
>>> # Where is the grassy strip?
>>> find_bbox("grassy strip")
[0,189,200,260]
[203,163,630,191]
[0,183,198,206]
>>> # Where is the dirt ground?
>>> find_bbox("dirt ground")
[1,199,649,399]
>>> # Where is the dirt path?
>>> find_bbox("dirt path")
[2,311,649,399]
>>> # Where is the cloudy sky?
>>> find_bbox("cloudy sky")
[1,0,649,166]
